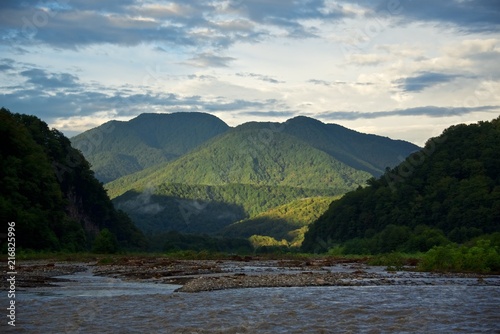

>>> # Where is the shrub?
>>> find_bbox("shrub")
[92,229,119,254]
[418,239,500,273]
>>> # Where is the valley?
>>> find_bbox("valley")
[71,112,418,245]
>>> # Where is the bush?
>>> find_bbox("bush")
[419,239,500,273]
[92,229,119,254]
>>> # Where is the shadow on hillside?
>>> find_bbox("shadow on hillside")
[113,190,246,235]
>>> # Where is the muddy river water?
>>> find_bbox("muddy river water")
[6,263,500,333]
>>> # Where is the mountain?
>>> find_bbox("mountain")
[106,125,373,195]
[302,117,500,254]
[282,116,416,176]
[106,117,418,235]
[71,112,230,183]
[0,108,147,252]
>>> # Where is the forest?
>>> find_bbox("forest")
[102,115,417,240]
[302,117,500,258]
[0,108,146,252]
[2,108,499,273]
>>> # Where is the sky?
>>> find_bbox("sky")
[1,0,499,146]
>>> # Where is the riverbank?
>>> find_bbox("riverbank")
[0,261,87,289]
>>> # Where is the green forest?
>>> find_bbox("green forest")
[223,196,339,247]
[103,117,416,239]
[302,117,500,257]
[105,127,374,197]
[4,107,499,272]
[0,108,146,252]
[114,183,340,235]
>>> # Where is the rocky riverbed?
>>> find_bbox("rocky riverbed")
[0,261,87,289]
[5,256,499,292]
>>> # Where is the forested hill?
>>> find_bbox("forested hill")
[106,118,417,236]
[71,112,230,183]
[282,116,416,177]
[302,117,500,253]
[106,117,418,199]
[107,127,373,196]
[72,113,418,185]
[0,108,146,252]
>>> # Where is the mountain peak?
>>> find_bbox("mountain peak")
[132,111,223,121]
[286,115,325,125]
[71,112,230,182]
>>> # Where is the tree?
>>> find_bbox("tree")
[92,228,119,254]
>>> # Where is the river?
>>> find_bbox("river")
[7,268,500,333]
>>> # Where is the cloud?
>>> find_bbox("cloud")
[239,110,296,117]
[204,99,268,112]
[308,79,373,86]
[1,0,498,54]
[394,72,465,92]
[0,1,232,49]
[0,63,283,126]
[183,52,236,68]
[224,0,351,37]
[20,68,79,88]
[347,53,390,66]
[0,0,358,51]
[318,106,500,121]
[393,0,500,34]
[236,72,284,84]
[0,87,281,125]
[309,79,335,86]
[0,58,15,72]
[0,2,203,49]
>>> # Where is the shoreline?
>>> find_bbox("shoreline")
[0,261,87,289]
[5,258,500,293]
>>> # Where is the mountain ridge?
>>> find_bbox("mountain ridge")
[105,127,374,198]
[71,112,419,237]
[283,116,415,176]
[102,115,418,236]
[71,112,230,182]
[72,112,419,185]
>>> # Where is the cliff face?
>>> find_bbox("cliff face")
[65,189,99,236]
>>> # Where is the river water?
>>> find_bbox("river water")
[7,269,500,333]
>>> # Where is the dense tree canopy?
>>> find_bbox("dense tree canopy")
[0,108,147,252]
[302,117,500,253]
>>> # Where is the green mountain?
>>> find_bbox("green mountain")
[302,117,500,254]
[223,196,340,246]
[106,118,417,236]
[282,116,415,176]
[107,126,373,195]
[0,108,147,252]
[71,112,230,183]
